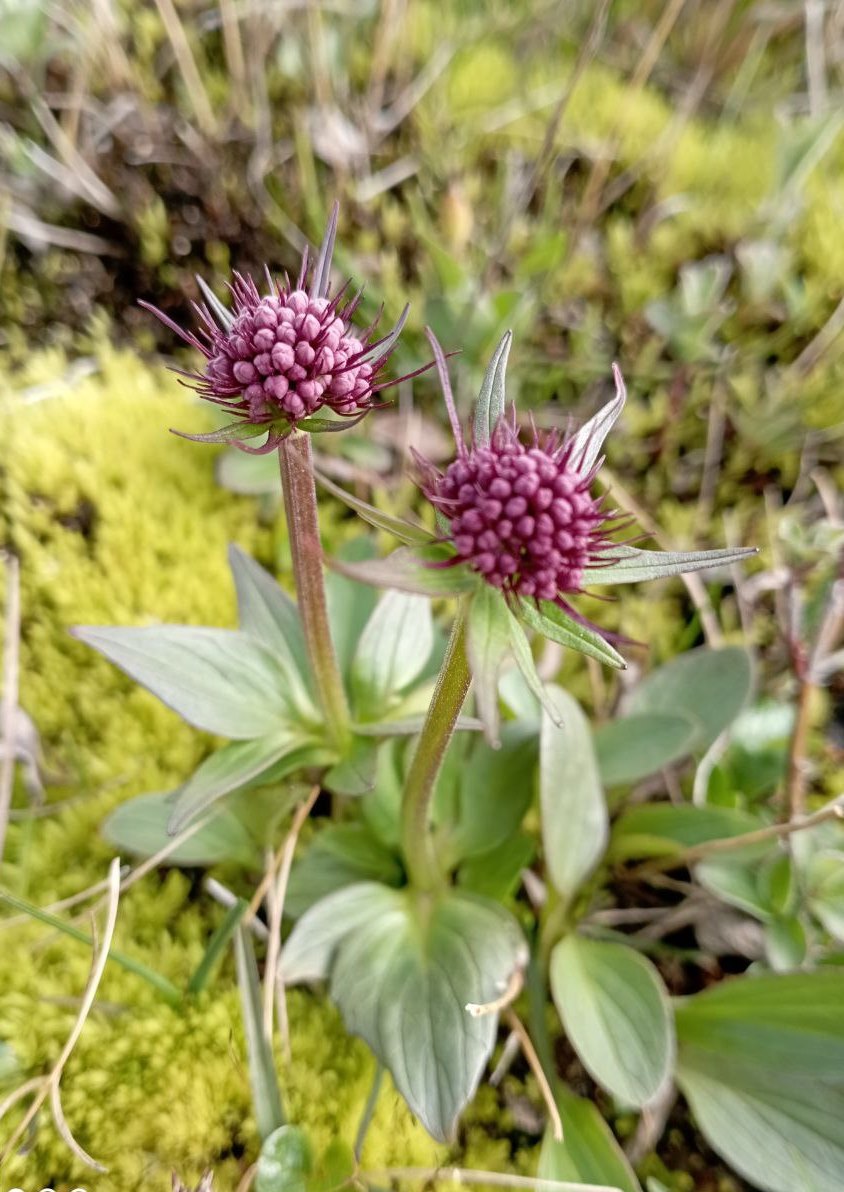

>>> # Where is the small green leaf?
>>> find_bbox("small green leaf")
[807,850,844,941]
[764,916,807,971]
[541,687,608,903]
[465,586,512,746]
[235,926,285,1141]
[458,832,535,901]
[594,712,698,786]
[188,899,248,994]
[256,1125,312,1192]
[473,330,513,447]
[103,790,259,867]
[72,625,293,739]
[538,1088,641,1192]
[228,545,314,712]
[625,646,754,750]
[581,544,757,587]
[451,725,538,861]
[351,591,434,720]
[281,882,404,983]
[173,420,273,445]
[517,599,626,669]
[506,611,564,725]
[331,545,479,598]
[285,824,403,919]
[169,731,314,832]
[325,541,378,679]
[323,736,378,797]
[550,934,675,1107]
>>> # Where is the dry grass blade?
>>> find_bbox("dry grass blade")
[0,856,122,1171]
[262,784,320,1050]
[0,553,21,871]
[363,1168,623,1192]
[152,0,216,137]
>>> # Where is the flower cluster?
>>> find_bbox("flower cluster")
[140,204,420,443]
[196,277,378,423]
[422,417,618,600]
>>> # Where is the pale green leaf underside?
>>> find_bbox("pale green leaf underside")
[551,934,675,1108]
[329,888,527,1141]
[228,544,314,714]
[103,790,258,867]
[541,686,608,903]
[72,625,292,739]
[169,732,319,832]
[582,544,757,586]
[466,585,513,746]
[351,590,434,720]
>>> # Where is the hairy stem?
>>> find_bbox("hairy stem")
[401,604,471,891]
[278,433,350,746]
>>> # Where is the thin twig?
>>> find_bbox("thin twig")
[628,797,844,877]
[503,1010,563,1143]
[0,554,21,872]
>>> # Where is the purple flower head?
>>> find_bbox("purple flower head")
[416,330,633,621]
[140,203,426,449]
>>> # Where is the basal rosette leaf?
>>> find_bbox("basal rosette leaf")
[282,883,528,1141]
[550,934,675,1108]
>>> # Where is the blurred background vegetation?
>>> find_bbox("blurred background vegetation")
[2,0,844,1188]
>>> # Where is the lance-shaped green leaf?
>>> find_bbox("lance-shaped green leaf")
[331,545,479,598]
[582,544,757,587]
[506,609,564,725]
[71,625,294,739]
[169,731,318,832]
[234,926,286,1141]
[103,790,259,867]
[228,545,314,712]
[517,598,626,669]
[330,887,527,1142]
[465,586,512,747]
[172,420,273,445]
[473,330,513,447]
[314,468,435,546]
[541,686,609,903]
[551,934,675,1108]
[351,590,434,721]
[569,363,627,478]
[538,1089,641,1192]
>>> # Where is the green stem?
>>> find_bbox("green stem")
[401,604,472,891]
[278,432,351,748]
